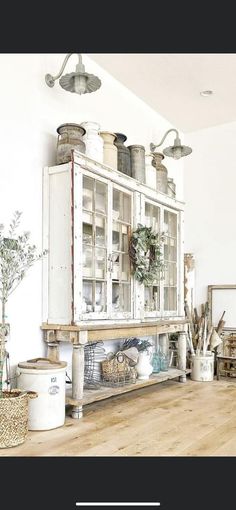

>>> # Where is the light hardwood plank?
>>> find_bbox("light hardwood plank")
[2,378,236,457]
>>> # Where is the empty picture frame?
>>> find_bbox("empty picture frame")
[208,285,236,330]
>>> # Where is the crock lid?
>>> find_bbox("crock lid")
[18,358,67,370]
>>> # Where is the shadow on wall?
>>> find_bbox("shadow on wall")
[42,132,58,167]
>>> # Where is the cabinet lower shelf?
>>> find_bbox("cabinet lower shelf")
[66,368,191,407]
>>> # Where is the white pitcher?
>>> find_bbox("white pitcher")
[136,351,153,380]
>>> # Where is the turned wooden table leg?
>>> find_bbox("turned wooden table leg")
[45,330,60,361]
[178,332,187,383]
[47,342,60,361]
[71,331,87,419]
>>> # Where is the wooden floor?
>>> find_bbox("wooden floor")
[2,377,236,457]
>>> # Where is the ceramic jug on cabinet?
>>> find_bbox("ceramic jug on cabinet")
[81,121,104,163]
[99,131,117,169]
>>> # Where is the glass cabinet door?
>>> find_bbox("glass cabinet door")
[82,175,108,316]
[163,209,178,313]
[111,187,132,316]
[143,201,161,316]
[76,165,180,322]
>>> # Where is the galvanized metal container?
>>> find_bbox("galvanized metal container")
[152,152,168,194]
[56,123,86,164]
[128,144,145,183]
[114,133,131,176]
[167,178,176,198]
[99,131,117,169]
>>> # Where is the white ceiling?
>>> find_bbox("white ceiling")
[89,53,236,133]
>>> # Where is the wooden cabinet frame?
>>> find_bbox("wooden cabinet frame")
[43,151,185,325]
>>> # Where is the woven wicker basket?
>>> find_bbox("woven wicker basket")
[102,352,136,386]
[0,389,37,449]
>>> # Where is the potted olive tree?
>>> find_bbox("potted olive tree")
[0,211,46,448]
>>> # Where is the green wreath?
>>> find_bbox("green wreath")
[129,224,165,286]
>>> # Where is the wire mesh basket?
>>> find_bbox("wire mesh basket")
[101,352,137,387]
[84,341,107,389]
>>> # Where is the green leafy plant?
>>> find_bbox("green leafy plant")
[0,211,47,397]
[129,224,165,286]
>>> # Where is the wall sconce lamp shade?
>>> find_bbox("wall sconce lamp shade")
[45,53,101,95]
[150,129,192,160]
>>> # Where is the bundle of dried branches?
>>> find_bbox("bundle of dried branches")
[184,301,224,356]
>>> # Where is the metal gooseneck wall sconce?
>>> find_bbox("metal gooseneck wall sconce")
[150,128,192,160]
[45,53,101,95]
[45,56,191,161]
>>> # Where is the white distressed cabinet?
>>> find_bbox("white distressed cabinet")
[42,150,188,418]
[43,151,184,325]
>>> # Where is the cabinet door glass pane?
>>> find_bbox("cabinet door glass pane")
[113,189,120,218]
[83,217,93,245]
[145,203,160,231]
[95,281,106,311]
[113,189,131,223]
[82,175,107,313]
[95,216,106,247]
[112,224,120,251]
[121,227,129,252]
[83,246,93,277]
[112,188,131,313]
[111,253,120,280]
[122,254,130,282]
[164,210,178,312]
[144,285,160,312]
[83,176,93,211]
[169,238,177,262]
[95,248,106,279]
[164,287,177,311]
[82,281,93,312]
[95,181,107,214]
[112,282,131,312]
[144,202,161,312]
[82,280,106,313]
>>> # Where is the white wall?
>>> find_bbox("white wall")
[0,54,184,379]
[184,121,236,308]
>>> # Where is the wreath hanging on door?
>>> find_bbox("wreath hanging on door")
[129,224,165,286]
